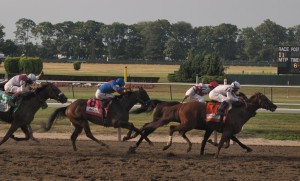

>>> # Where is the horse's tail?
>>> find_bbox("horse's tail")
[41,106,67,131]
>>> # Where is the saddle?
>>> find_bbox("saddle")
[86,98,111,126]
[0,91,15,112]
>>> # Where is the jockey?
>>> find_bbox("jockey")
[4,71,44,107]
[208,81,241,116]
[95,78,126,101]
[183,81,219,103]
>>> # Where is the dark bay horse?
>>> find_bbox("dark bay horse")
[42,87,151,151]
[130,92,277,158]
[0,82,68,145]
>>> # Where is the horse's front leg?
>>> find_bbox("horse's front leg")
[127,122,150,140]
[214,133,231,158]
[163,125,177,151]
[82,121,109,149]
[0,124,19,145]
[10,125,33,142]
[122,122,152,145]
[231,135,253,152]
[180,131,192,152]
[200,129,213,155]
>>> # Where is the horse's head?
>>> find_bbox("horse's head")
[36,82,68,103]
[249,92,277,112]
[136,87,151,107]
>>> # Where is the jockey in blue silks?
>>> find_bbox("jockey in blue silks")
[95,78,126,100]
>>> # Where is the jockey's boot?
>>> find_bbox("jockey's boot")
[216,101,229,116]
[7,96,17,107]
[102,99,111,118]
[216,101,229,131]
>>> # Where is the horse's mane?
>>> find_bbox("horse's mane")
[248,92,264,102]
[21,82,50,100]
[236,92,248,100]
[113,90,134,101]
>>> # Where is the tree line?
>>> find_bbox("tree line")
[0,18,299,63]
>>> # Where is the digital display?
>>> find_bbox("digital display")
[278,46,300,74]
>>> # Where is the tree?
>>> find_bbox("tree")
[34,21,56,58]
[164,21,193,61]
[255,19,287,62]
[194,26,215,54]
[239,27,261,61]
[101,22,127,59]
[141,20,171,61]
[53,21,77,59]
[125,24,144,59]
[212,23,238,61]
[77,20,104,59]
[202,54,224,76]
[164,38,185,61]
[14,18,36,56]
[0,24,5,40]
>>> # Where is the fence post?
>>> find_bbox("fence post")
[214,79,228,144]
[116,66,128,141]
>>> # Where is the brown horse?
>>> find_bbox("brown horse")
[42,87,152,151]
[130,92,277,158]
[0,82,68,145]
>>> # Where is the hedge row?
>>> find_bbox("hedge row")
[4,57,43,74]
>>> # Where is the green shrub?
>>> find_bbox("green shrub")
[19,57,43,74]
[4,57,43,74]
[4,57,20,74]
[168,53,225,82]
[73,61,81,71]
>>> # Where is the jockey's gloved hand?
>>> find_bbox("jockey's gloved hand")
[25,78,33,85]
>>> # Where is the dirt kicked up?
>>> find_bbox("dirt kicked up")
[0,139,299,181]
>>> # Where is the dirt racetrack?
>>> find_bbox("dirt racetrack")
[0,137,299,181]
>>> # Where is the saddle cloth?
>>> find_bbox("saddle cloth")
[206,102,228,123]
[86,98,104,117]
[0,91,13,112]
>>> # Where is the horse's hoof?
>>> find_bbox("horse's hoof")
[127,146,136,154]
[163,146,169,151]
[187,147,192,153]
[122,136,128,141]
[149,142,154,146]
[246,148,253,152]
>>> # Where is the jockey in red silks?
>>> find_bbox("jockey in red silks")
[4,71,44,107]
[183,81,219,103]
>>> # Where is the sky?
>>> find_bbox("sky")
[1,0,300,40]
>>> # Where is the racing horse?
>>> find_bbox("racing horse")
[42,87,152,151]
[0,82,68,146]
[129,92,277,158]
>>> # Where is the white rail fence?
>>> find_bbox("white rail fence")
[44,80,300,143]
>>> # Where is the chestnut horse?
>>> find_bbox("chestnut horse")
[42,87,151,151]
[129,92,277,158]
[0,82,68,146]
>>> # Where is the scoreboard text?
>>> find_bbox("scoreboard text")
[278,46,300,74]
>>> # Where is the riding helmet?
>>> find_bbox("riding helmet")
[231,81,241,89]
[209,81,219,88]
[27,74,37,81]
[116,78,125,86]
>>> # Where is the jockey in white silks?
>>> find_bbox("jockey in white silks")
[208,81,241,115]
